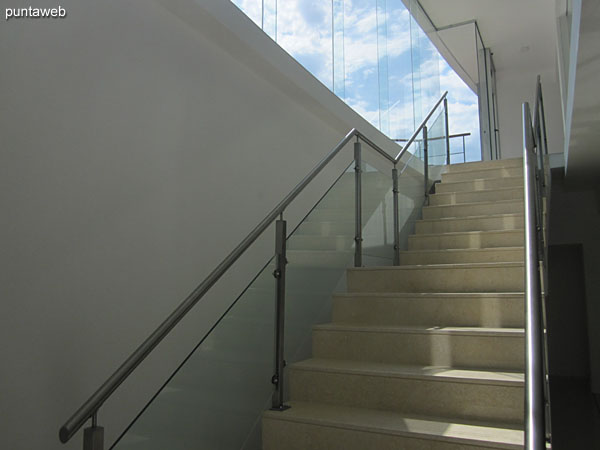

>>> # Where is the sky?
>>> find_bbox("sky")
[231,0,482,163]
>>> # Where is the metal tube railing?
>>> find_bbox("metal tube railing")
[395,91,448,161]
[60,90,450,447]
[394,132,470,164]
[523,102,546,450]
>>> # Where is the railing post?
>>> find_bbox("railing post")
[354,139,362,267]
[392,167,400,266]
[462,135,466,163]
[271,217,289,411]
[83,413,103,450]
[444,98,450,165]
[423,126,429,202]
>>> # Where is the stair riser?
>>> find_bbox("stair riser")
[436,177,523,193]
[416,215,524,233]
[332,295,524,328]
[408,231,523,251]
[347,265,524,293]
[313,330,524,370]
[290,369,524,424]
[442,167,523,183]
[446,158,523,173]
[430,188,524,206]
[263,419,521,450]
[399,248,524,265]
[422,202,523,219]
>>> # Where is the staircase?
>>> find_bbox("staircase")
[263,157,526,449]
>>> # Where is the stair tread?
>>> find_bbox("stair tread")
[399,246,524,254]
[333,292,524,298]
[424,198,524,209]
[447,157,523,171]
[264,401,524,448]
[349,261,524,271]
[433,186,524,196]
[411,229,523,237]
[443,165,523,175]
[417,212,524,223]
[437,175,524,186]
[314,323,524,337]
[291,358,524,385]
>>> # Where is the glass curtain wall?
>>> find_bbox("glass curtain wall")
[231,0,443,154]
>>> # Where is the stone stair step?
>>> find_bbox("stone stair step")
[408,229,524,250]
[332,292,524,328]
[430,186,524,206]
[416,213,524,234]
[436,176,523,194]
[289,359,524,424]
[442,166,523,183]
[347,262,524,293]
[263,401,524,450]
[312,324,524,370]
[398,247,524,265]
[445,157,523,174]
[423,199,524,219]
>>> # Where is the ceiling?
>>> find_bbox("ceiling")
[419,0,599,187]
[419,0,558,75]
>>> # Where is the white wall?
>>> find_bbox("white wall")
[0,1,404,449]
[496,66,565,159]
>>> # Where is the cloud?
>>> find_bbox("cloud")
[230,0,482,161]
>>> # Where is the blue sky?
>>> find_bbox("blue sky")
[232,0,481,162]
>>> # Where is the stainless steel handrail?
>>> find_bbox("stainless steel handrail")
[395,91,448,161]
[523,74,552,450]
[523,102,545,450]
[60,90,449,445]
[393,132,470,143]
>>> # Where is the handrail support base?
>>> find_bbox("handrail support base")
[83,426,104,450]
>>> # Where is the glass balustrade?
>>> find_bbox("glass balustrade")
[110,144,431,449]
[427,109,448,166]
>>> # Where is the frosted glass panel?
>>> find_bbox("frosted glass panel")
[111,263,276,450]
[427,109,447,166]
[361,163,395,265]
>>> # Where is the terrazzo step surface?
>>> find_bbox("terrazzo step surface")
[422,199,524,219]
[347,262,524,293]
[312,324,525,370]
[415,213,524,234]
[263,402,524,450]
[332,292,524,328]
[289,359,524,424]
[398,247,524,265]
[408,229,524,250]
[435,176,523,194]
[430,186,524,206]
[446,157,523,173]
[442,166,523,183]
